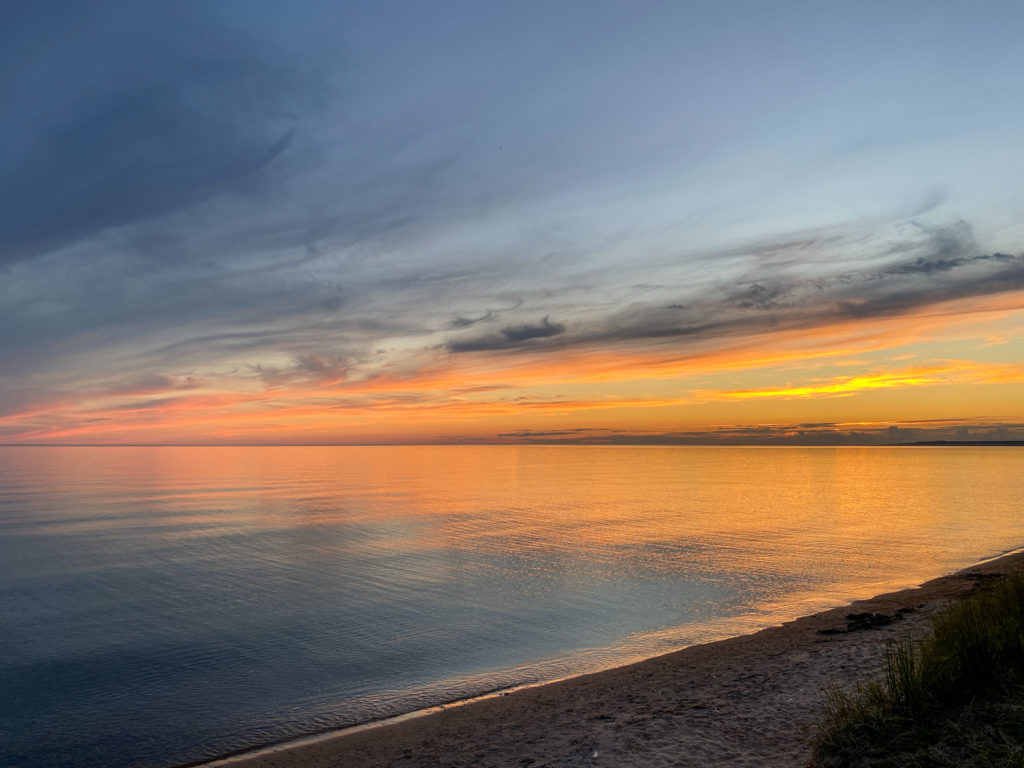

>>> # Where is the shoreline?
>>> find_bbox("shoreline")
[190,547,1024,768]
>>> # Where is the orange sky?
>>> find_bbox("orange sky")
[5,287,1023,445]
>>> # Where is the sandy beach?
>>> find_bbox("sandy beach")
[194,549,1024,768]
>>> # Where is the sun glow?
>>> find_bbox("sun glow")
[4,291,1024,445]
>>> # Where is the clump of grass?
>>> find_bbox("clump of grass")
[814,574,1024,767]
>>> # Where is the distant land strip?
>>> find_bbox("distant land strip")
[898,440,1024,446]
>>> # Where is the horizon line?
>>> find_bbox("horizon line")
[4,440,1021,448]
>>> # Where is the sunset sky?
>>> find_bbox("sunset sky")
[3,1,1024,445]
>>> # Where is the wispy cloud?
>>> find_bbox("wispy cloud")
[442,221,1024,360]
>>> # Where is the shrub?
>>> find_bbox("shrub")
[814,574,1024,767]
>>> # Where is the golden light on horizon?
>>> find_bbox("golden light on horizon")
[4,292,1022,445]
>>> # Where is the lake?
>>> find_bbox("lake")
[1,445,1022,767]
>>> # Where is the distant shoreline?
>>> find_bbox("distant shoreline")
[897,440,1024,446]
[193,549,1024,768]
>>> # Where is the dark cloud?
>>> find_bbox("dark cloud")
[441,221,1024,358]
[501,317,566,342]
[871,221,1013,278]
[447,316,566,352]
[733,282,791,310]
[450,311,497,328]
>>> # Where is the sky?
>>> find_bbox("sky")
[3,0,1024,445]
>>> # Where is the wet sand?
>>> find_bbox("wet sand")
[200,550,1024,768]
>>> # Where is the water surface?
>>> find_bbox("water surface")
[1,446,1022,767]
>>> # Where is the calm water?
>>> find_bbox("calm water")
[2,446,1023,768]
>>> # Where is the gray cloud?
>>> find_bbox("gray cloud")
[449,311,497,328]
[103,374,202,396]
[502,316,566,342]
[441,220,1024,358]
[447,316,566,352]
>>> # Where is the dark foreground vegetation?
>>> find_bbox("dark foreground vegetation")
[814,574,1024,767]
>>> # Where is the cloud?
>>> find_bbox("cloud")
[450,311,497,328]
[0,2,595,389]
[4,203,1023,440]
[102,374,202,397]
[447,316,566,352]
[438,220,1024,360]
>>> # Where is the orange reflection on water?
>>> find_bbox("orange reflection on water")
[22,445,1021,598]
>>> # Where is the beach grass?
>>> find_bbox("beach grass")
[813,573,1024,767]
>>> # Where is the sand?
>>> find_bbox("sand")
[199,550,1024,768]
